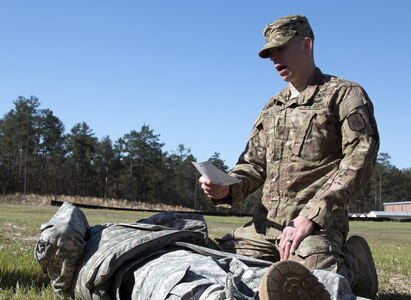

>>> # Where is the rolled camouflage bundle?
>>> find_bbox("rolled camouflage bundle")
[34,205,365,300]
[34,202,89,297]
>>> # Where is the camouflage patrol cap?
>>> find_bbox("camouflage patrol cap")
[259,15,314,59]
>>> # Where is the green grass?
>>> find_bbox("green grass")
[349,221,411,298]
[0,204,410,299]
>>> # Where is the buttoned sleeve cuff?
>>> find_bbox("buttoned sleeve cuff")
[299,202,335,230]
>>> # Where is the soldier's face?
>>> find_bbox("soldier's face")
[268,37,311,86]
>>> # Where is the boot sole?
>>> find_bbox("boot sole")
[259,260,331,300]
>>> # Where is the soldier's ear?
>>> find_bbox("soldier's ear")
[303,37,312,50]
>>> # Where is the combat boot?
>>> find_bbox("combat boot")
[258,260,330,300]
[342,235,378,299]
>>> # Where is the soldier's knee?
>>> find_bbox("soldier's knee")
[290,234,344,272]
[290,251,343,272]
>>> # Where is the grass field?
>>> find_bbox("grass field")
[0,203,410,299]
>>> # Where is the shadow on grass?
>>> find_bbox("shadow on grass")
[0,269,50,291]
[378,294,411,300]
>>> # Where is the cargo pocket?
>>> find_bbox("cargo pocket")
[294,233,344,272]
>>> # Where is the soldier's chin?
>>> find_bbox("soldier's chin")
[278,70,290,81]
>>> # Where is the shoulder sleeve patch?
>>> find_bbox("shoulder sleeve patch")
[347,113,366,131]
[338,93,366,121]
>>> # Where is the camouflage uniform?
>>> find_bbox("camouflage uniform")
[214,67,379,283]
[36,203,366,299]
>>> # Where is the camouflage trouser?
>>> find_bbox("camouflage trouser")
[217,218,358,285]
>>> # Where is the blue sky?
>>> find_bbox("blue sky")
[1,1,410,169]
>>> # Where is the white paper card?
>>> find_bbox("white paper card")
[192,161,240,186]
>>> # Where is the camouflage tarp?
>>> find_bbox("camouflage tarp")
[35,203,369,300]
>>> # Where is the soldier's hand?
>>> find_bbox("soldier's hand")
[278,215,315,261]
[199,176,229,199]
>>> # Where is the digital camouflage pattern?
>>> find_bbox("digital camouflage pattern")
[129,248,266,300]
[138,211,209,234]
[34,202,89,296]
[213,68,379,286]
[35,203,370,299]
[313,270,370,300]
[259,15,314,58]
[72,221,213,299]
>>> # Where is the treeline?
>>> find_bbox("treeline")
[0,96,259,213]
[0,96,410,214]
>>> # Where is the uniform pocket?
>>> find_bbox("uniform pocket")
[293,232,344,272]
[292,111,338,161]
[295,233,343,258]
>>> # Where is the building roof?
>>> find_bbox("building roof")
[368,211,411,219]
[383,201,411,206]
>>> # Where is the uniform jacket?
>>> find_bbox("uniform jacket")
[217,68,379,238]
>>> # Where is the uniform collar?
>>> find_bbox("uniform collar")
[284,67,322,107]
[266,68,323,109]
[299,67,322,102]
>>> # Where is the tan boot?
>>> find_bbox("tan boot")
[343,235,378,299]
[258,260,330,300]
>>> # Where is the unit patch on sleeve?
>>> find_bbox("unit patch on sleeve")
[347,113,366,131]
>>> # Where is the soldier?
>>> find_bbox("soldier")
[200,15,379,299]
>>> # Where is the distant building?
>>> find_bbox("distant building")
[348,201,411,221]
[367,211,411,220]
[383,201,411,213]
